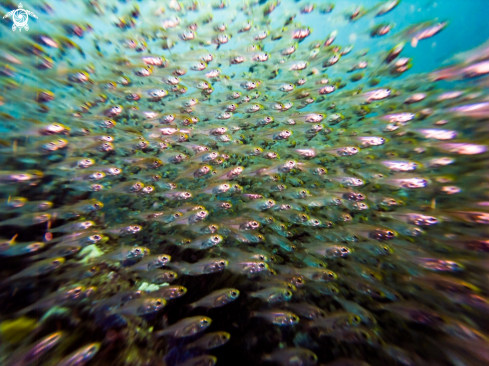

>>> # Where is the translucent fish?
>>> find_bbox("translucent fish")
[57,343,100,366]
[251,310,299,326]
[155,316,212,338]
[186,331,230,350]
[189,288,239,308]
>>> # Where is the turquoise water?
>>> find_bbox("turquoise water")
[0,1,488,366]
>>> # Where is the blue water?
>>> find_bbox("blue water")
[1,1,489,366]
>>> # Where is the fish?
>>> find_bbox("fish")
[17,285,90,315]
[147,285,187,300]
[312,311,363,334]
[57,343,101,366]
[109,297,166,316]
[170,258,228,275]
[250,286,293,303]
[189,288,239,308]
[0,241,46,257]
[4,331,64,366]
[186,331,231,350]
[251,310,300,326]
[4,257,65,282]
[0,1,487,365]
[155,316,212,338]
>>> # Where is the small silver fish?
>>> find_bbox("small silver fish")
[189,288,239,308]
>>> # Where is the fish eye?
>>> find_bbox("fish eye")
[219,261,225,266]
[259,263,265,268]
[169,273,175,278]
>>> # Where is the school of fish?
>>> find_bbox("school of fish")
[0,0,488,365]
